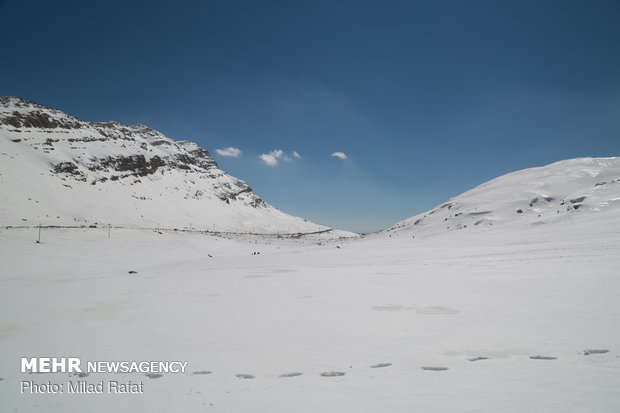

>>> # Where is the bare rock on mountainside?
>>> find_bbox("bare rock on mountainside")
[0,96,354,236]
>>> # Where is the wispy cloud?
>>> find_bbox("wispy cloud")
[215,147,242,157]
[259,150,283,166]
[331,151,348,159]
[259,149,301,166]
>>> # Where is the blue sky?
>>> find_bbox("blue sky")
[1,0,619,233]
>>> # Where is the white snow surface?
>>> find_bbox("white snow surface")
[0,97,353,236]
[1,97,619,411]
[1,213,619,412]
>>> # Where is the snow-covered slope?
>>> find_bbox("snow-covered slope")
[1,212,619,413]
[385,157,620,237]
[1,100,618,411]
[0,97,352,236]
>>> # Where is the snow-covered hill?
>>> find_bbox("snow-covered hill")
[1,99,619,412]
[0,97,352,236]
[385,157,620,237]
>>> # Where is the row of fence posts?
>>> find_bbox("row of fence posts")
[33,222,296,243]
[35,223,112,243]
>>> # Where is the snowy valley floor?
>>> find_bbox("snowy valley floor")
[1,218,619,412]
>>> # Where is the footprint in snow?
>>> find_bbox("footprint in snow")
[193,370,212,375]
[467,357,489,362]
[235,374,255,379]
[279,372,303,378]
[421,367,449,371]
[529,356,557,360]
[583,349,609,355]
[320,371,345,377]
[145,373,162,379]
[370,363,392,368]
[410,305,460,315]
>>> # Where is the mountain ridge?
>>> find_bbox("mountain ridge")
[0,96,353,237]
[383,156,620,238]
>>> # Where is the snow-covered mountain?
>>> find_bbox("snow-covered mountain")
[1,99,619,413]
[0,96,351,235]
[385,157,620,237]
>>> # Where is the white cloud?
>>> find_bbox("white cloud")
[331,151,348,160]
[215,147,242,157]
[259,149,284,166]
[259,149,301,166]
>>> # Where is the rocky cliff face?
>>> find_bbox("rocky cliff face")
[0,96,264,208]
[0,97,347,235]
